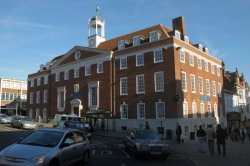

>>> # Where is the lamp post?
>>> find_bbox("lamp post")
[15,102,18,116]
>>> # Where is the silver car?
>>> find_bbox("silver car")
[124,128,170,159]
[0,128,91,166]
[0,114,11,124]
[11,116,37,129]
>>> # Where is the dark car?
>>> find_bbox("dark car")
[0,128,91,165]
[124,128,170,159]
[67,121,92,140]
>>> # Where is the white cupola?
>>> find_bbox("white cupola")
[88,6,105,48]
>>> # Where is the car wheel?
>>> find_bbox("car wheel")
[82,151,90,163]
[49,159,59,166]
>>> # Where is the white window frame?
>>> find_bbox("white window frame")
[154,71,164,92]
[189,54,194,66]
[206,79,210,95]
[190,74,196,93]
[198,77,203,94]
[211,64,215,74]
[37,77,41,86]
[217,66,220,76]
[218,83,222,97]
[118,40,125,50]
[184,36,189,43]
[214,103,218,117]
[120,57,127,69]
[120,103,128,119]
[88,82,99,110]
[192,101,197,118]
[74,68,79,78]
[175,30,181,40]
[205,61,209,72]
[57,87,66,112]
[36,91,40,104]
[136,74,145,94]
[181,72,187,91]
[133,36,140,46]
[44,75,48,84]
[64,70,69,80]
[85,65,91,76]
[183,100,188,118]
[212,81,216,97]
[155,101,165,119]
[154,49,163,63]
[35,108,40,120]
[137,102,145,119]
[55,72,60,82]
[197,58,202,69]
[43,90,48,103]
[200,103,205,118]
[149,31,160,42]
[120,77,128,95]
[180,50,185,63]
[30,92,33,104]
[30,79,34,87]
[136,53,144,66]
[207,103,211,117]
[97,62,103,74]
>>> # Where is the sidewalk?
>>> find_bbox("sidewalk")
[92,130,250,166]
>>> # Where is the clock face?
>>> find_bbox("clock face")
[89,39,95,47]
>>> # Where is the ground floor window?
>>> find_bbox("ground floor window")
[36,108,40,120]
[137,102,145,119]
[120,103,128,119]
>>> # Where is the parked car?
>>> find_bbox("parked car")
[53,114,81,127]
[67,121,92,140]
[0,128,91,166]
[0,114,11,124]
[11,116,37,129]
[124,128,170,159]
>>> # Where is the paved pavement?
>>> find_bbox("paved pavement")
[37,123,250,166]
[92,130,250,166]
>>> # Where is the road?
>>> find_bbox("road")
[0,124,196,166]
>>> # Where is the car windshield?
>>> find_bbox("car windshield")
[20,116,32,121]
[19,130,64,147]
[135,131,159,139]
[0,114,7,118]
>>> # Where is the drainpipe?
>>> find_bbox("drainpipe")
[0,78,2,114]
[112,53,116,131]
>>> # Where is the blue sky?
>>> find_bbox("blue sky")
[0,0,249,83]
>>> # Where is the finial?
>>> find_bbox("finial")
[96,5,100,16]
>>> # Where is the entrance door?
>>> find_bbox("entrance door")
[73,107,79,115]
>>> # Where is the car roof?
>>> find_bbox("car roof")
[38,127,82,133]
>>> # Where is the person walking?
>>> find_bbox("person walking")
[216,124,227,156]
[176,124,182,143]
[240,127,246,143]
[145,121,150,130]
[206,125,215,156]
[196,125,206,153]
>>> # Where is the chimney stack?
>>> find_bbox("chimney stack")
[172,16,186,36]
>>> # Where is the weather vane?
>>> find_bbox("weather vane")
[96,5,100,15]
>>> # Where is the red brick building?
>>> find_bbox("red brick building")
[27,10,225,135]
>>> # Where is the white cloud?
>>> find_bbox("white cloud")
[0,19,49,29]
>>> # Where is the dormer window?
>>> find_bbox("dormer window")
[204,47,209,54]
[133,36,141,46]
[184,36,189,43]
[118,40,126,50]
[149,31,161,42]
[198,44,203,50]
[175,30,181,40]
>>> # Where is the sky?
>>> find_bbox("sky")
[0,0,249,83]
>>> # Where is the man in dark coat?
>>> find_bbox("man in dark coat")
[176,124,182,143]
[216,124,227,156]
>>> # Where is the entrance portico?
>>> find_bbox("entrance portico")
[70,99,82,117]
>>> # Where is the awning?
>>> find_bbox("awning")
[84,109,111,118]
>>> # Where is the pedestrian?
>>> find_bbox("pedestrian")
[246,127,250,141]
[240,127,246,143]
[196,125,206,153]
[176,124,182,143]
[100,118,105,131]
[206,125,215,156]
[145,121,150,130]
[216,124,227,156]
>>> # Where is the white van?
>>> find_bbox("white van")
[53,114,81,127]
